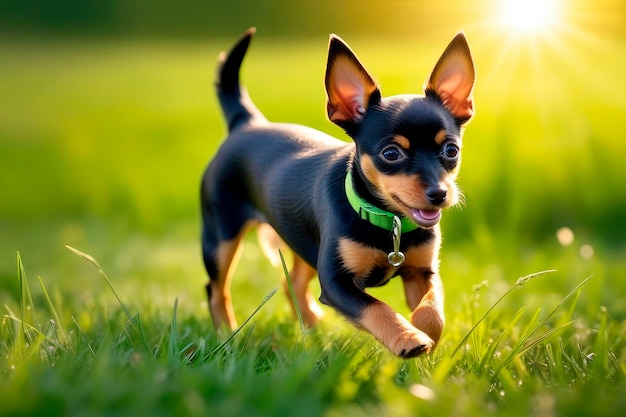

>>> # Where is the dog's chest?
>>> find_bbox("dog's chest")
[337,237,438,287]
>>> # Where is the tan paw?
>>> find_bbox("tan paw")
[389,327,435,358]
[360,303,435,358]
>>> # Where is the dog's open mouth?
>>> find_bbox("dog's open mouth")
[392,195,442,228]
[410,209,441,228]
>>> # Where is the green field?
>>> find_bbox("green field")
[1,29,625,416]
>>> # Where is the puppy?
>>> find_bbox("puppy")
[201,28,475,358]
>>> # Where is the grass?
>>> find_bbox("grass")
[2,248,624,416]
[1,34,625,416]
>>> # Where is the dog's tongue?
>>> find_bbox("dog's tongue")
[411,209,441,228]
[419,209,440,220]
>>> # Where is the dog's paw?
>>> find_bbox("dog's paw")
[359,304,435,358]
[391,328,435,358]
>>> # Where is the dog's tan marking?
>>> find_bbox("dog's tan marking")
[338,238,387,278]
[359,302,434,357]
[392,135,411,150]
[360,155,428,211]
[209,239,242,330]
[434,129,448,145]
[257,222,284,267]
[403,230,441,272]
[360,154,383,195]
[283,252,324,327]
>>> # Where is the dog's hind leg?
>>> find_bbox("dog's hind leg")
[257,223,324,327]
[283,253,324,327]
[202,212,252,331]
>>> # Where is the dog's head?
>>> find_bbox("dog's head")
[325,33,475,228]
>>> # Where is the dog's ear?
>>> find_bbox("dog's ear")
[426,32,475,124]
[325,35,380,129]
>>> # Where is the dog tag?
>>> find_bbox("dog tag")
[387,215,405,267]
[387,251,405,267]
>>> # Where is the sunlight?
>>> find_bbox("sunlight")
[466,0,626,157]
[497,0,562,36]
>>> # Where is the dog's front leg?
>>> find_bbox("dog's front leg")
[317,248,434,358]
[401,269,445,345]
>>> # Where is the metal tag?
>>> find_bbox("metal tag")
[387,215,405,267]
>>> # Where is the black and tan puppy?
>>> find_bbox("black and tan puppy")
[201,28,475,358]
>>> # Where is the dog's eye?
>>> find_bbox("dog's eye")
[381,146,405,162]
[442,143,459,159]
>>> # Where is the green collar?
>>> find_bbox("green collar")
[344,168,419,233]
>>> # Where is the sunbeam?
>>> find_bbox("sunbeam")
[496,0,563,36]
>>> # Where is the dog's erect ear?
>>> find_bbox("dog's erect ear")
[426,33,475,124]
[325,35,380,128]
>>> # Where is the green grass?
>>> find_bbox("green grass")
[2,247,624,416]
[1,34,626,416]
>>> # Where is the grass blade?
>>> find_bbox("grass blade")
[38,276,75,354]
[15,252,38,354]
[205,288,277,360]
[65,245,151,353]
[451,269,556,357]
[168,298,179,363]
[592,306,609,376]
[493,320,577,374]
[71,315,96,358]
[476,306,527,374]
[17,252,37,328]
[541,275,593,326]
[279,249,305,332]
[490,276,591,376]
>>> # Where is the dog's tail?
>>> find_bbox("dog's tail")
[216,27,267,132]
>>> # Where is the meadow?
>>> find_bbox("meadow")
[1,29,625,416]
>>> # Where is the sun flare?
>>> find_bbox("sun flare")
[497,0,562,36]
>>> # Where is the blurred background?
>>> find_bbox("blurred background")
[0,0,625,319]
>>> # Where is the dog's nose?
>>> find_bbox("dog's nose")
[426,185,447,205]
